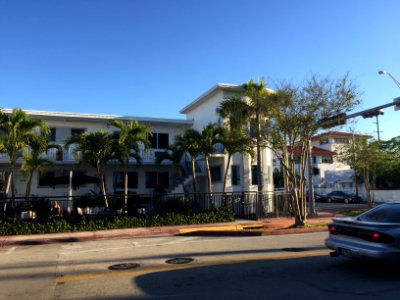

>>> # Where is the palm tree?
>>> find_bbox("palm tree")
[110,120,151,208]
[155,143,185,192]
[0,109,49,211]
[21,134,58,197]
[241,79,271,194]
[219,80,273,194]
[198,123,222,196]
[65,130,117,208]
[218,128,254,193]
[175,129,201,193]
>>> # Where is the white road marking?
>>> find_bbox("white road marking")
[60,237,200,255]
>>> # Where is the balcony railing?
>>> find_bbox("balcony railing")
[0,145,168,164]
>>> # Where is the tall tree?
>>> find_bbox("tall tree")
[65,130,117,208]
[218,80,277,203]
[110,120,151,208]
[175,129,202,193]
[0,109,49,211]
[268,75,359,226]
[21,134,58,197]
[216,99,255,194]
[336,136,383,207]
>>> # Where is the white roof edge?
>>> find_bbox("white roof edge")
[1,108,193,126]
[179,83,242,114]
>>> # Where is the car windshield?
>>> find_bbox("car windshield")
[357,204,400,223]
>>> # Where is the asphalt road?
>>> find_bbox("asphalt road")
[1,231,400,300]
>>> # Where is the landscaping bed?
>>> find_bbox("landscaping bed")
[0,208,234,236]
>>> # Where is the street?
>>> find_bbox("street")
[1,231,400,300]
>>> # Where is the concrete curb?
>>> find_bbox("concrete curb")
[0,221,332,247]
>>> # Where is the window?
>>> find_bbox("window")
[251,165,258,185]
[149,133,169,149]
[358,204,400,223]
[313,168,320,175]
[114,172,138,189]
[49,128,56,142]
[334,137,349,144]
[145,172,169,189]
[38,171,55,187]
[231,165,240,186]
[319,139,329,145]
[321,156,333,164]
[71,128,85,136]
[312,156,317,164]
[210,166,221,182]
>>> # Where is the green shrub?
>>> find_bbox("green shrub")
[0,208,234,236]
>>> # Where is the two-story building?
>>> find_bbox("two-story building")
[0,83,274,203]
[309,131,369,188]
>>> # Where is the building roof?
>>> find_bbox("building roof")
[291,146,334,156]
[179,83,242,114]
[2,108,193,127]
[311,131,370,142]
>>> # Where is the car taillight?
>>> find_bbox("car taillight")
[328,225,337,234]
[363,232,395,244]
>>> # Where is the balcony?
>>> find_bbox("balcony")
[0,145,167,165]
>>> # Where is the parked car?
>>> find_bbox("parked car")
[325,203,400,262]
[306,192,326,202]
[326,190,363,204]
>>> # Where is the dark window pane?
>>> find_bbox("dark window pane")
[128,172,138,189]
[251,165,258,185]
[146,172,157,188]
[211,166,221,183]
[158,133,169,149]
[313,168,320,175]
[114,172,138,189]
[39,171,55,187]
[159,172,169,189]
[50,128,56,142]
[149,134,157,148]
[231,165,240,186]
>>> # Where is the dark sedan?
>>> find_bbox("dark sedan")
[325,203,400,262]
[326,190,363,204]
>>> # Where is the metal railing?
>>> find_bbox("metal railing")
[0,191,291,221]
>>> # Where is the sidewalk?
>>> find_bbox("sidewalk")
[0,210,342,247]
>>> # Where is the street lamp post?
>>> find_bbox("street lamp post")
[378,70,400,89]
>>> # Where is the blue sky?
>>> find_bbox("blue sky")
[0,0,399,140]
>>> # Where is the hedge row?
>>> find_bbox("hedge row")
[0,208,235,236]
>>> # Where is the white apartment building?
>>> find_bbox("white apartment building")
[309,131,368,188]
[1,83,274,199]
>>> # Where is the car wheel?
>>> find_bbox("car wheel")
[344,198,349,204]
[327,197,332,203]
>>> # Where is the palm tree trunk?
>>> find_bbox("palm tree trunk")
[204,156,213,208]
[25,170,34,198]
[100,175,109,208]
[97,164,109,208]
[205,156,212,195]
[124,156,129,209]
[222,154,232,194]
[3,167,14,212]
[191,158,197,193]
